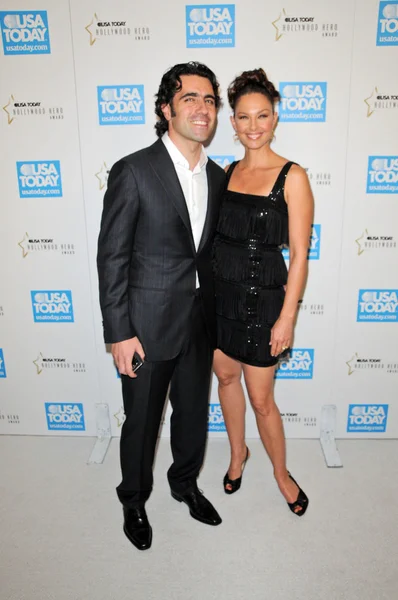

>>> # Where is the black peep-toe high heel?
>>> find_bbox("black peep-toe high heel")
[286,472,309,517]
[223,447,250,495]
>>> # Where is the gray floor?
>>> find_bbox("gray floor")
[0,435,397,600]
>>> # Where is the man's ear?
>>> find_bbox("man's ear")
[161,103,172,122]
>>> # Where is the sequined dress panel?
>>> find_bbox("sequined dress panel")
[213,161,293,367]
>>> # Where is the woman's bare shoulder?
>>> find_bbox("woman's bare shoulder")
[286,163,309,182]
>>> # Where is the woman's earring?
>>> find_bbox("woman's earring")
[270,130,275,143]
[233,132,239,143]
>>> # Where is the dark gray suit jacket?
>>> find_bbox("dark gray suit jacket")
[97,138,226,361]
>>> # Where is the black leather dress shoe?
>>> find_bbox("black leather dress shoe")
[123,507,152,550]
[171,486,222,526]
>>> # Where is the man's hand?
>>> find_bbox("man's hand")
[112,337,145,378]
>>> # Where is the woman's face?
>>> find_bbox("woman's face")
[231,92,278,149]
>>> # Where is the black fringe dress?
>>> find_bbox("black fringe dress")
[213,161,294,367]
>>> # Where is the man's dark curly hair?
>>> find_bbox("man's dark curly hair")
[154,62,221,138]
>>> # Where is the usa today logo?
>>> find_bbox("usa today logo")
[0,11,50,55]
[347,405,389,433]
[376,1,398,45]
[45,403,85,431]
[367,156,398,193]
[16,161,62,198]
[186,5,235,47]
[209,155,235,169]
[97,85,145,126]
[208,404,226,431]
[357,289,398,322]
[31,290,74,323]
[275,349,314,379]
[0,349,6,378]
[279,82,327,122]
[308,224,321,259]
[283,224,321,260]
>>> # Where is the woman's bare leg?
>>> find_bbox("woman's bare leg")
[213,350,247,488]
[242,363,302,511]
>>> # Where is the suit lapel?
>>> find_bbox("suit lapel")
[148,140,195,253]
[198,162,217,254]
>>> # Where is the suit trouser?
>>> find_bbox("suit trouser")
[116,295,213,508]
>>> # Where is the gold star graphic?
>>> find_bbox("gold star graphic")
[355,229,368,256]
[18,232,29,258]
[85,13,98,46]
[346,353,358,376]
[364,87,377,118]
[95,162,109,190]
[3,95,15,125]
[272,9,286,41]
[33,352,44,375]
[114,407,125,428]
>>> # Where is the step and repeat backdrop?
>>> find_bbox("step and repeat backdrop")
[0,0,397,439]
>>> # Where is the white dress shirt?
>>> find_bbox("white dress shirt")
[162,132,208,289]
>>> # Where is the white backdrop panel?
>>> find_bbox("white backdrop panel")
[0,0,397,439]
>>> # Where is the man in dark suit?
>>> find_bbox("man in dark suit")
[97,62,226,550]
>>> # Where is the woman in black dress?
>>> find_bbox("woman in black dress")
[213,69,314,515]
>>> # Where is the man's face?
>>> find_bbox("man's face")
[162,75,217,144]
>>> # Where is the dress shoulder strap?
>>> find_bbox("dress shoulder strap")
[225,160,239,185]
[271,161,297,195]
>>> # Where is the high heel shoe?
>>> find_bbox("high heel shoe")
[223,447,250,495]
[286,472,309,517]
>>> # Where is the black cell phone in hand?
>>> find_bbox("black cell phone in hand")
[132,353,144,373]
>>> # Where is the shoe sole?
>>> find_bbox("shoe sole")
[171,492,222,526]
[123,524,152,550]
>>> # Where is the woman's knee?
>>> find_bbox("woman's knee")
[250,395,276,417]
[213,352,242,387]
[215,369,241,388]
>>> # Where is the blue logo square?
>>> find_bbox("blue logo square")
[279,82,327,122]
[357,289,398,322]
[376,1,398,46]
[16,161,62,198]
[367,156,398,193]
[45,403,85,431]
[308,224,321,259]
[0,11,50,55]
[208,403,226,431]
[186,5,235,48]
[209,155,235,169]
[97,85,145,126]
[347,404,389,432]
[31,290,74,323]
[275,349,314,379]
[282,224,320,261]
[0,349,6,378]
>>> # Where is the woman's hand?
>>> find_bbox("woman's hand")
[270,316,294,357]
